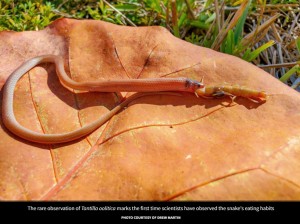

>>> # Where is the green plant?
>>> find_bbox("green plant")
[0,0,58,31]
[0,0,299,90]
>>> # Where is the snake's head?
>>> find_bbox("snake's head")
[186,79,205,93]
[195,81,205,89]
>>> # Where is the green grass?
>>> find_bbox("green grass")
[0,0,57,31]
[0,0,299,88]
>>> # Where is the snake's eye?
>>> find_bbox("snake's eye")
[197,82,205,89]
[186,79,205,90]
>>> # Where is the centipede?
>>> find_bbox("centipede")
[195,84,267,103]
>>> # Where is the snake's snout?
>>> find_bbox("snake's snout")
[197,81,205,89]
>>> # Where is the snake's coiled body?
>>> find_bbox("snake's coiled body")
[2,55,203,144]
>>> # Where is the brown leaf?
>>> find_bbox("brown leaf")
[0,18,300,200]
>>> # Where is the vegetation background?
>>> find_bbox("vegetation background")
[0,0,299,89]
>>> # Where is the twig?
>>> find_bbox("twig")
[289,12,300,35]
[258,62,299,69]
[271,23,282,42]
[102,0,136,27]
[57,0,69,10]
[166,1,170,31]
[277,42,286,75]
[51,9,74,18]
[220,1,225,29]
[214,0,220,32]
[291,77,300,89]
[184,0,196,20]
[203,17,216,44]
[265,4,300,8]
[270,50,277,76]
[171,0,179,37]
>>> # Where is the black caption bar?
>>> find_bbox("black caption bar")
[1,201,298,220]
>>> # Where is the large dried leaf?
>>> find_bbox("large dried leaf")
[0,19,299,200]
